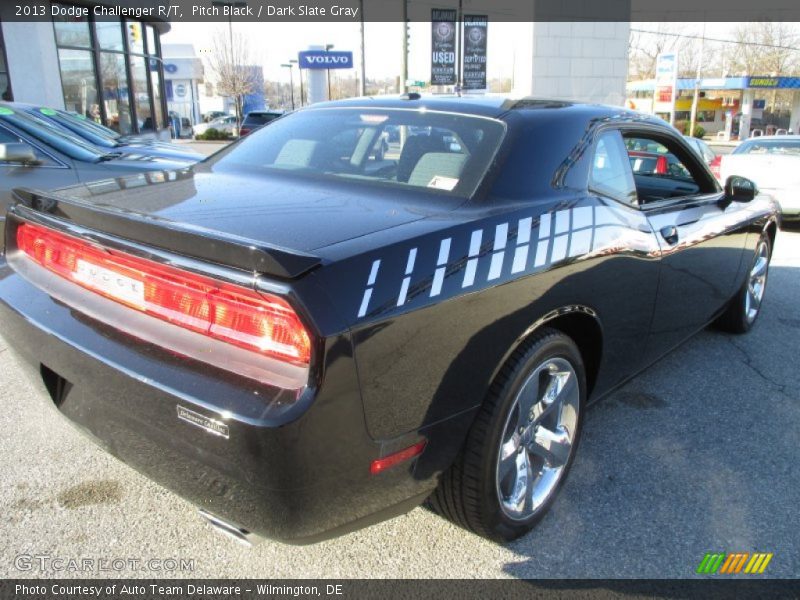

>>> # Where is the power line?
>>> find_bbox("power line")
[630,28,800,52]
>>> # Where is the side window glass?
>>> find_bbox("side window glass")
[590,131,637,206]
[623,134,713,204]
[0,127,57,166]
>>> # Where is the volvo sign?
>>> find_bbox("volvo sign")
[298,50,353,69]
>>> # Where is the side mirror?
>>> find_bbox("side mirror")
[725,175,757,203]
[0,142,37,165]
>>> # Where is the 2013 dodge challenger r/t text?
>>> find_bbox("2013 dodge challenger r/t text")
[0,96,779,544]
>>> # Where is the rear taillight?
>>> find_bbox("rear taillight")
[655,155,668,175]
[710,156,722,180]
[16,223,311,366]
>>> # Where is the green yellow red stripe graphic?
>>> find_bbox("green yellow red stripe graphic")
[696,552,773,574]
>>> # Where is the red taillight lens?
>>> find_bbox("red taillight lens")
[655,155,668,175]
[16,223,311,365]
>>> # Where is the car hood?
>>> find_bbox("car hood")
[98,153,197,171]
[113,142,202,162]
[49,166,449,253]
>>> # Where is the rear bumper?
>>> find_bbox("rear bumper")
[0,260,444,543]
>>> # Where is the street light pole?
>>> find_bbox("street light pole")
[281,63,295,109]
[325,44,334,100]
[290,59,302,106]
[689,23,706,138]
[401,0,408,93]
[359,0,366,96]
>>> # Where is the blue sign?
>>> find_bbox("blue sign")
[298,50,353,69]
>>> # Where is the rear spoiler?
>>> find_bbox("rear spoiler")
[9,188,322,280]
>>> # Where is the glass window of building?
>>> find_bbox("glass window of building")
[145,25,157,56]
[149,59,165,132]
[96,17,125,52]
[52,5,92,48]
[0,30,11,101]
[99,53,133,134]
[129,55,153,131]
[52,4,166,134]
[57,49,100,119]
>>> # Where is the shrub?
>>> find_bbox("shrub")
[196,128,231,141]
[675,120,705,139]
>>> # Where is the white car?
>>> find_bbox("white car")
[721,135,800,220]
[193,115,238,139]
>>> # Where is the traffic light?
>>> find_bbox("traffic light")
[128,22,142,46]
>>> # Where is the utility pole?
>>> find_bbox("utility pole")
[359,0,366,96]
[290,58,302,106]
[401,0,408,93]
[689,22,706,138]
[281,63,295,110]
[325,44,334,100]
[455,0,463,92]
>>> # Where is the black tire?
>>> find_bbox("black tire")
[428,328,586,542]
[715,233,771,334]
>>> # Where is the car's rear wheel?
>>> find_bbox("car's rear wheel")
[428,328,585,542]
[715,234,771,333]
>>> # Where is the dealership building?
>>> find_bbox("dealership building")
[0,1,170,137]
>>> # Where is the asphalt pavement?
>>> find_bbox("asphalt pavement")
[1,227,798,579]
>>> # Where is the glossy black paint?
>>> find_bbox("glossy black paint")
[0,96,780,542]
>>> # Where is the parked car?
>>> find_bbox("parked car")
[721,135,800,220]
[203,111,228,123]
[0,96,778,545]
[0,103,194,220]
[239,110,284,136]
[193,115,238,139]
[10,103,202,162]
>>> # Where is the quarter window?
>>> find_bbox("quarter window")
[590,131,637,206]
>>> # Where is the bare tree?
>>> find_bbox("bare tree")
[728,22,800,112]
[628,25,702,80]
[204,28,255,129]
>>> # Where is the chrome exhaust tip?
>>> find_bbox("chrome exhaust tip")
[198,509,259,547]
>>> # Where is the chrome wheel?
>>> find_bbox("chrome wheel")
[495,357,580,521]
[745,240,769,323]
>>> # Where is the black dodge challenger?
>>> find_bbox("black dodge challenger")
[0,96,779,544]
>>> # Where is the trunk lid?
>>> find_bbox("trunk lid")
[10,165,445,278]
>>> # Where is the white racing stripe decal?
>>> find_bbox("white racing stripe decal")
[430,238,451,297]
[397,248,418,306]
[357,259,381,318]
[488,222,509,281]
[511,217,533,274]
[535,213,551,268]
[462,229,483,288]
[356,205,641,319]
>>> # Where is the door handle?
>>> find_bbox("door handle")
[660,225,679,245]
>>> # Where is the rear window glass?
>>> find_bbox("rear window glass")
[735,139,800,155]
[213,108,505,198]
[244,113,281,126]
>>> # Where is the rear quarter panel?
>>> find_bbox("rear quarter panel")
[315,196,661,441]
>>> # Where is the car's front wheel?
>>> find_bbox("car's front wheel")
[428,328,585,542]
